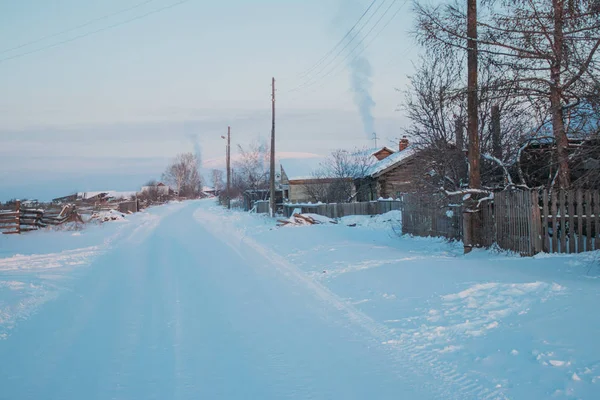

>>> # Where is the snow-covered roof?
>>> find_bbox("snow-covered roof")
[202,186,215,192]
[78,191,137,200]
[367,147,418,177]
[352,146,396,158]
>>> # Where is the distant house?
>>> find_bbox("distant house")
[356,138,420,201]
[202,186,217,196]
[140,182,170,197]
[280,147,400,203]
[519,136,600,188]
[279,156,327,203]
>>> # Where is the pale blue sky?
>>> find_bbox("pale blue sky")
[0,0,418,200]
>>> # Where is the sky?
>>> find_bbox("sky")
[0,0,420,201]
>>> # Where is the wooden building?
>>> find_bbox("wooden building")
[356,139,419,201]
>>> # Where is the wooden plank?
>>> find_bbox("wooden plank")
[518,190,532,255]
[531,191,543,255]
[560,190,567,253]
[586,191,592,252]
[495,192,503,250]
[568,190,576,253]
[551,190,558,253]
[595,191,600,251]
[542,190,550,252]
[515,191,522,254]
[577,189,584,253]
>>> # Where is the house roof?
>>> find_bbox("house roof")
[352,146,396,158]
[78,191,137,200]
[367,147,418,177]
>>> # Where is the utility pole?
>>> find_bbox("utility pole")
[465,0,481,253]
[270,77,276,217]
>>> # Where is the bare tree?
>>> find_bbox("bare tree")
[211,169,225,193]
[304,148,377,203]
[232,141,270,195]
[162,153,203,199]
[402,51,533,192]
[415,0,600,188]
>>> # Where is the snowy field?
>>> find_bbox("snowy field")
[0,199,599,399]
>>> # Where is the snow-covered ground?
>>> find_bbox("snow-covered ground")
[0,200,599,399]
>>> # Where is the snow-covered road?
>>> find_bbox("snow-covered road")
[0,201,432,400]
[2,200,600,399]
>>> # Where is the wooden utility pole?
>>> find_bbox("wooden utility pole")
[465,0,481,253]
[270,77,276,217]
[226,126,231,209]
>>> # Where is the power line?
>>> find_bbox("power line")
[293,0,408,94]
[328,0,409,79]
[0,0,158,55]
[290,0,390,93]
[298,0,379,79]
[0,0,193,64]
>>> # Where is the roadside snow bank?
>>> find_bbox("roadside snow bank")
[195,203,600,400]
[340,210,401,229]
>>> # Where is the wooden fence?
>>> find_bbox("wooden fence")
[400,194,463,240]
[400,188,600,256]
[0,201,84,234]
[282,200,401,219]
[540,189,600,254]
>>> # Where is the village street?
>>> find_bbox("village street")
[1,200,598,399]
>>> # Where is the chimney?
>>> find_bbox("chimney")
[399,136,409,151]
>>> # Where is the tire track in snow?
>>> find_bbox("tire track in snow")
[194,207,508,400]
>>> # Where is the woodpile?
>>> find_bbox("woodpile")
[0,202,84,234]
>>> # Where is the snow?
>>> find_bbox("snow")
[367,147,417,177]
[0,199,599,399]
[297,213,336,224]
[88,209,127,222]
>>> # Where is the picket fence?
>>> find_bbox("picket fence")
[401,189,600,256]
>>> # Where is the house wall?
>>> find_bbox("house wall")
[288,182,329,203]
[376,159,419,198]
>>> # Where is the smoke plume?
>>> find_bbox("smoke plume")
[348,54,375,136]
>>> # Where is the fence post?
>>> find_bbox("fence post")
[542,189,550,253]
[15,200,21,234]
[530,191,543,255]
